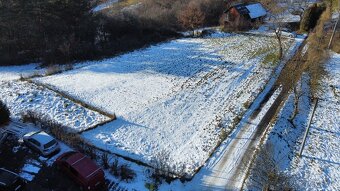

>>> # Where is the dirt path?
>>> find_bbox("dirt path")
[198,38,307,191]
[200,86,282,191]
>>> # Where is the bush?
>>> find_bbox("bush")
[45,65,63,76]
[101,152,110,169]
[21,110,40,125]
[110,158,119,176]
[300,3,326,32]
[145,182,157,191]
[120,164,136,182]
[0,101,10,125]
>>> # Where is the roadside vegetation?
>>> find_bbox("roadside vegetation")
[0,100,10,126]
[245,1,337,190]
[0,0,224,66]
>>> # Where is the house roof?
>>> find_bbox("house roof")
[229,2,267,19]
[245,3,267,19]
[64,152,103,180]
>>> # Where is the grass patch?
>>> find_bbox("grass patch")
[263,52,280,66]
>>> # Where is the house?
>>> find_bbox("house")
[224,2,267,30]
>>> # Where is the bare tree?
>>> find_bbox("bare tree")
[177,1,205,36]
[245,143,293,190]
[261,0,287,60]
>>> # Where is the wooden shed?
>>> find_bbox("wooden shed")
[224,2,267,30]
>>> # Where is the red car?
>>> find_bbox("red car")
[55,151,105,191]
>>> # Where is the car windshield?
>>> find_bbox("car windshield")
[0,170,17,186]
[44,139,57,149]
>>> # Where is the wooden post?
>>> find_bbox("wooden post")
[299,98,318,157]
[328,1,340,49]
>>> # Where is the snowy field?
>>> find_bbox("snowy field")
[289,52,340,190]
[245,52,340,190]
[36,32,300,176]
[0,81,111,132]
[0,64,44,82]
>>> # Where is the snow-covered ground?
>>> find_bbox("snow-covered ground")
[0,63,44,82]
[0,81,111,132]
[289,52,340,190]
[245,52,340,190]
[36,32,301,176]
[93,0,118,12]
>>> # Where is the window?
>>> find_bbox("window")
[44,140,56,149]
[29,139,41,147]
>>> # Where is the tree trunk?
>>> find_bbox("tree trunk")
[275,31,283,60]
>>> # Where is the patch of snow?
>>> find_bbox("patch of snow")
[93,0,118,12]
[20,172,35,181]
[22,163,40,174]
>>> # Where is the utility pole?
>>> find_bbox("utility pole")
[299,98,318,157]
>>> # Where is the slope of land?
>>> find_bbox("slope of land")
[35,31,300,176]
[245,52,339,190]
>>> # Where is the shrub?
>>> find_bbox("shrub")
[45,65,63,76]
[245,143,293,190]
[145,182,157,191]
[300,3,326,32]
[101,152,110,169]
[120,164,136,182]
[110,158,119,176]
[177,1,206,35]
[21,110,40,125]
[0,101,10,125]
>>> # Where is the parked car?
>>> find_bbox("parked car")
[55,151,105,191]
[0,168,26,191]
[276,27,297,38]
[23,131,60,156]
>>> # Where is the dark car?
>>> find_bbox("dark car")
[55,151,105,191]
[0,168,26,191]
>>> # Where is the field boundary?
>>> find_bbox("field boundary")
[23,79,117,120]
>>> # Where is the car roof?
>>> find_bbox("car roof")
[64,152,102,180]
[30,131,55,145]
[0,168,19,186]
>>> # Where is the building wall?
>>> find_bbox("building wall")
[224,8,252,31]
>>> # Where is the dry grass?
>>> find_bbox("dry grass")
[45,65,63,76]
[306,6,331,97]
